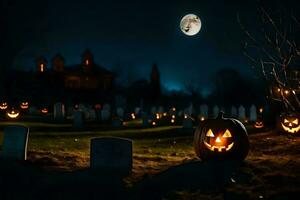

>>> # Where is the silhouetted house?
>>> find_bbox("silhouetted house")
[36,49,115,91]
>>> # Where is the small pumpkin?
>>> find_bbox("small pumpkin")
[194,112,249,161]
[0,102,8,110]
[20,102,29,109]
[279,113,300,134]
[254,121,264,129]
[41,108,48,114]
[6,108,20,119]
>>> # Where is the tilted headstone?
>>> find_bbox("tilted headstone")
[54,102,65,121]
[212,105,219,118]
[238,105,246,121]
[230,106,238,117]
[200,104,208,118]
[90,137,132,175]
[2,125,29,160]
[249,105,257,122]
[73,111,84,129]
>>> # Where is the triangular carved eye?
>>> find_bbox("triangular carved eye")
[284,119,289,123]
[223,129,232,138]
[293,119,298,125]
[206,129,214,137]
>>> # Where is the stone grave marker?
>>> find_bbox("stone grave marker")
[142,112,150,127]
[230,106,238,117]
[238,105,246,121]
[249,105,257,122]
[112,118,123,127]
[101,104,111,121]
[2,125,29,160]
[54,102,65,121]
[200,104,208,118]
[90,137,132,175]
[73,111,84,129]
[116,107,124,118]
[213,105,220,118]
[182,116,193,128]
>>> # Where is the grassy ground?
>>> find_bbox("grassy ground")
[0,120,299,199]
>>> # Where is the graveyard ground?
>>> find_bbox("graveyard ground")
[0,121,300,199]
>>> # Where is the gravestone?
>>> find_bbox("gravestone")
[134,107,141,115]
[88,109,97,121]
[28,106,38,115]
[116,107,124,118]
[151,106,157,115]
[54,102,65,121]
[238,105,246,121]
[213,105,220,118]
[73,111,84,129]
[158,106,164,114]
[187,103,194,116]
[182,116,193,128]
[90,137,132,175]
[142,112,150,127]
[101,104,111,121]
[249,105,257,122]
[200,104,208,118]
[230,106,238,117]
[2,125,29,160]
[112,118,123,127]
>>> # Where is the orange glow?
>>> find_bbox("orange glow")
[152,121,156,126]
[41,108,48,114]
[85,59,89,65]
[6,108,20,119]
[171,119,175,123]
[131,113,136,119]
[0,102,8,110]
[40,63,44,72]
[284,90,289,95]
[200,116,205,121]
[259,108,263,113]
[20,102,29,109]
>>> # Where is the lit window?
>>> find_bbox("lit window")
[40,63,44,72]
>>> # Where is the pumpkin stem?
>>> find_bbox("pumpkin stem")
[217,111,224,119]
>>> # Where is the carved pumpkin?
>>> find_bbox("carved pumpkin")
[0,102,8,110]
[279,113,300,134]
[6,108,20,119]
[194,112,249,161]
[20,102,29,109]
[254,121,264,129]
[41,108,48,114]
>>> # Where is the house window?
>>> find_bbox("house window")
[40,63,44,72]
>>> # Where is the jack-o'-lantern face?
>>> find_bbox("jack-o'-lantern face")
[6,108,20,119]
[203,129,234,152]
[254,121,264,129]
[20,102,29,109]
[0,102,8,110]
[281,116,300,134]
[41,108,48,114]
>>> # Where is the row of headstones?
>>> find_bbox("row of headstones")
[54,102,262,124]
[1,125,132,175]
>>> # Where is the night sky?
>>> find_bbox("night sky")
[10,0,298,95]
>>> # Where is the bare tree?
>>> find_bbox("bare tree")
[238,2,300,112]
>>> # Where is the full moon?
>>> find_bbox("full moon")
[180,14,201,36]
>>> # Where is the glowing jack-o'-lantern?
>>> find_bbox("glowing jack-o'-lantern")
[279,113,300,134]
[6,108,20,119]
[254,121,264,129]
[0,102,8,110]
[20,102,29,109]
[41,108,48,114]
[194,112,249,161]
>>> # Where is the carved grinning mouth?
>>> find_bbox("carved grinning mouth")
[281,123,300,133]
[204,141,234,152]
